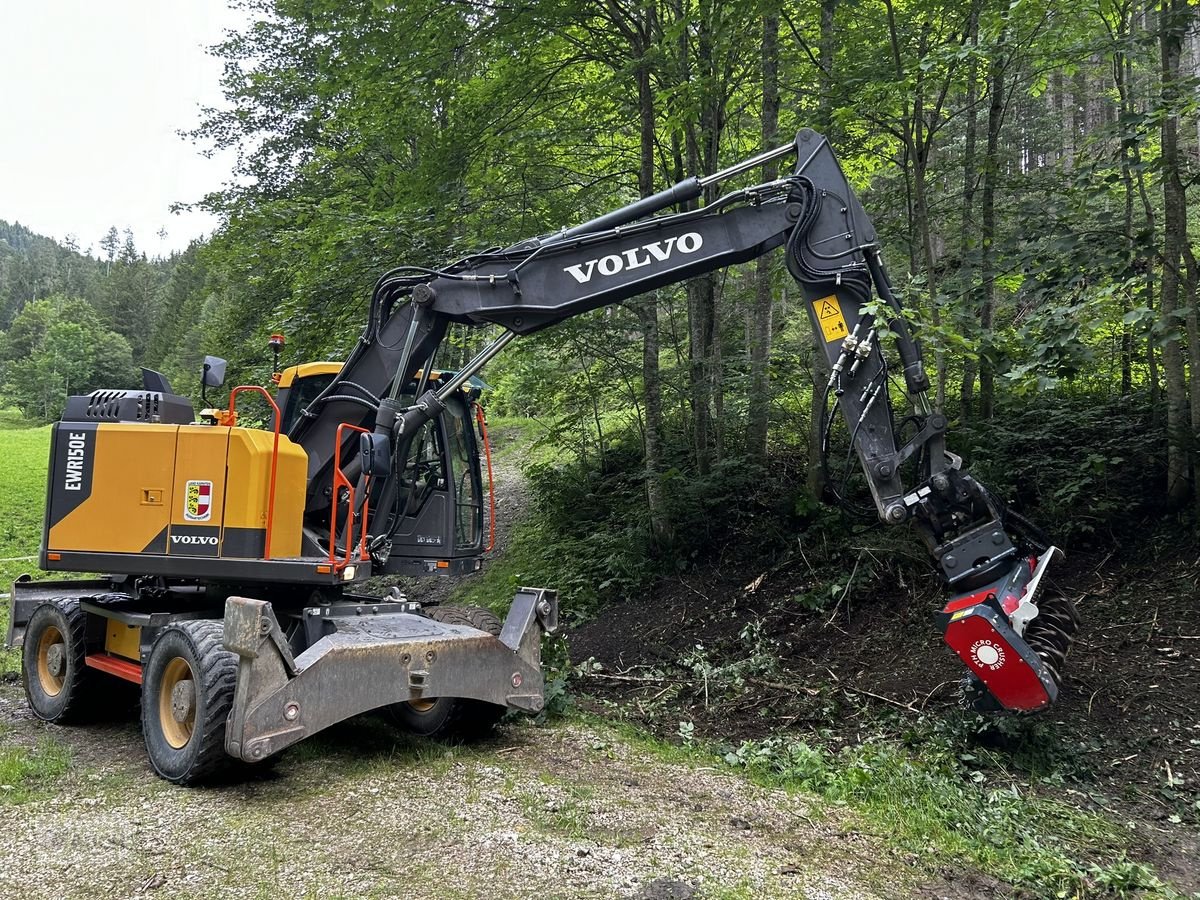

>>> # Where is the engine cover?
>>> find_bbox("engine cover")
[940,598,1057,712]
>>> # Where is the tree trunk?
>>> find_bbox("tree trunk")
[959,8,980,415]
[1186,243,1200,522]
[1193,25,1200,161]
[1125,9,1163,418]
[747,13,780,462]
[979,30,1007,421]
[634,37,672,545]
[687,270,716,475]
[683,1,724,476]
[1184,11,1200,523]
[1159,0,1191,506]
[636,297,673,546]
[1068,68,1086,167]
[907,24,946,407]
[1114,12,1136,396]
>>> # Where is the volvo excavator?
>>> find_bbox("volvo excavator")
[7,129,1079,783]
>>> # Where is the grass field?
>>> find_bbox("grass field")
[0,421,50,592]
[0,418,53,675]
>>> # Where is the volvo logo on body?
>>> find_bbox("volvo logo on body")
[172,534,218,546]
[563,232,704,284]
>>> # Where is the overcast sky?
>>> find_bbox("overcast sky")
[0,1,251,257]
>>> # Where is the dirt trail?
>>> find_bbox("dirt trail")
[0,686,911,900]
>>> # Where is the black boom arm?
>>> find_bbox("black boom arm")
[297,130,1006,589]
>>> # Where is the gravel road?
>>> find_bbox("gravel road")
[0,683,915,900]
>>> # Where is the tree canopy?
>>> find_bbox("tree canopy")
[1,0,1197,540]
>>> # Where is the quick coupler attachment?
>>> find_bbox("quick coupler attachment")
[936,548,1079,713]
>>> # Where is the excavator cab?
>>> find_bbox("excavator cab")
[276,362,342,433]
[277,362,492,578]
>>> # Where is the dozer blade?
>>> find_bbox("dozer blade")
[936,547,1078,713]
[221,589,557,762]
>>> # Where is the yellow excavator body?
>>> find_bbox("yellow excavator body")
[43,422,307,566]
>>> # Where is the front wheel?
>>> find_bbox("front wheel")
[141,621,237,784]
[388,605,506,742]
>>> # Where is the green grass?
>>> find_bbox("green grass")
[0,407,35,430]
[0,424,50,588]
[0,423,59,674]
[581,714,1184,899]
[0,602,18,677]
[0,733,71,803]
[480,415,569,468]
[448,416,575,615]
[515,772,594,839]
[0,424,51,675]
[450,516,552,612]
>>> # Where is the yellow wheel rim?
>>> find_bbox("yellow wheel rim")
[408,698,438,713]
[35,625,66,697]
[158,657,197,749]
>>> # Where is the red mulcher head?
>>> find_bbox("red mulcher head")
[937,547,1077,713]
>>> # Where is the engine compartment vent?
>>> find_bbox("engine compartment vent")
[62,390,195,425]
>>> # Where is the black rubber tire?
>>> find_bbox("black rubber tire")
[141,620,237,785]
[388,605,507,742]
[22,599,97,723]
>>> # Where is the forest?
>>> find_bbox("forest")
[3,0,1199,541]
[0,0,1199,895]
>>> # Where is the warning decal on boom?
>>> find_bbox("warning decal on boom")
[813,295,849,342]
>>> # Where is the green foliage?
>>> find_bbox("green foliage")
[481,450,656,617]
[720,729,1174,897]
[0,407,29,430]
[0,296,135,421]
[461,428,809,621]
[956,391,1165,544]
[1088,859,1170,897]
[0,221,104,330]
[0,224,220,416]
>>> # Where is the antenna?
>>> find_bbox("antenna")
[269,333,286,383]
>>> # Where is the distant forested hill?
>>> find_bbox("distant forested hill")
[0,220,102,330]
[0,220,231,417]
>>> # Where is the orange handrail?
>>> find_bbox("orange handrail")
[329,423,372,571]
[228,386,281,559]
[474,403,497,553]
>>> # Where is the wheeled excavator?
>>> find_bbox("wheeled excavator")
[7,129,1079,783]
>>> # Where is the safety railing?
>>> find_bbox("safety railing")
[473,403,497,553]
[329,423,371,572]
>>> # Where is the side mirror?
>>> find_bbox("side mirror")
[202,356,227,388]
[360,433,392,478]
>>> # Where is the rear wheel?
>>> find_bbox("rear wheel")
[388,605,506,742]
[22,600,96,723]
[141,621,237,784]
